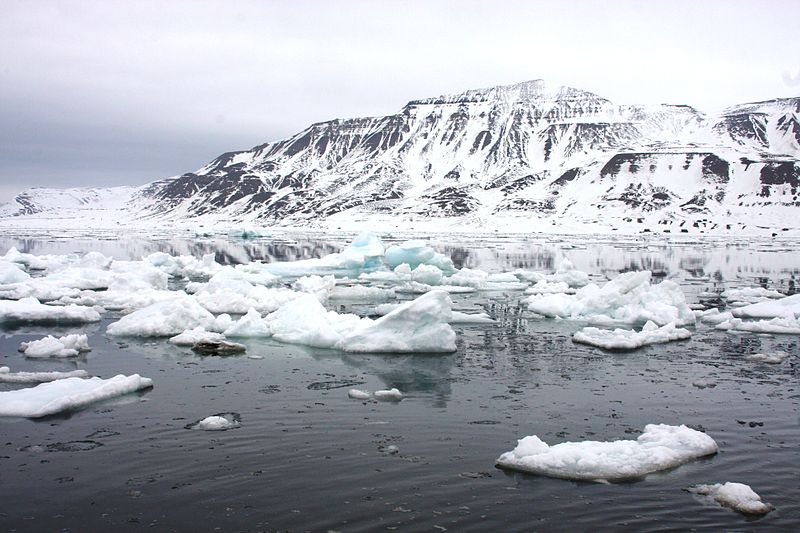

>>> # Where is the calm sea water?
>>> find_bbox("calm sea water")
[0,233,798,532]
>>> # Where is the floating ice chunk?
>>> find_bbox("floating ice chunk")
[525,280,574,295]
[573,321,691,351]
[348,389,371,400]
[392,263,445,285]
[688,482,774,515]
[266,290,457,353]
[384,240,454,273]
[395,281,475,294]
[374,388,403,401]
[106,295,216,336]
[0,260,30,284]
[695,308,734,325]
[337,291,456,353]
[526,271,695,327]
[19,334,90,358]
[447,268,528,291]
[191,279,301,315]
[551,258,590,288]
[223,308,271,337]
[450,311,495,324]
[168,327,226,346]
[0,366,89,383]
[197,415,240,431]
[716,316,800,335]
[266,293,363,348]
[331,285,395,302]
[262,233,385,276]
[731,293,800,319]
[722,287,784,305]
[0,297,101,325]
[692,380,717,389]
[293,275,336,299]
[0,374,153,418]
[497,424,718,482]
[745,351,790,363]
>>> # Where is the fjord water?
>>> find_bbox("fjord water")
[0,233,798,532]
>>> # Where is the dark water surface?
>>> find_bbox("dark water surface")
[1,233,799,532]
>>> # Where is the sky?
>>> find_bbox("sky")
[1,0,799,203]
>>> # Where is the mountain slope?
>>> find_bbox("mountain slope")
[2,80,799,235]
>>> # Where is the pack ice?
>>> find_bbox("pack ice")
[496,424,718,482]
[0,374,153,418]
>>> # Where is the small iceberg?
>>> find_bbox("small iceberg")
[496,424,718,482]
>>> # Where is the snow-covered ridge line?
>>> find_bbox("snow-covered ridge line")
[1,79,798,235]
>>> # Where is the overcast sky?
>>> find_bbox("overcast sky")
[1,0,798,203]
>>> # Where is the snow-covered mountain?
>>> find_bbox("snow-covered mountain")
[2,79,799,235]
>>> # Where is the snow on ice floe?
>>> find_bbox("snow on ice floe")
[573,321,691,351]
[496,424,718,482]
[106,295,216,336]
[0,374,153,417]
[330,285,395,302]
[19,334,90,358]
[188,272,303,315]
[688,482,774,515]
[373,303,494,323]
[0,297,101,325]
[525,271,695,327]
[0,366,89,383]
[266,290,457,353]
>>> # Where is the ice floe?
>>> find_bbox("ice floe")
[223,308,271,337]
[730,293,800,319]
[0,297,101,324]
[0,260,30,284]
[722,287,784,305]
[106,295,216,336]
[496,424,718,482]
[688,482,774,515]
[573,321,691,351]
[716,316,800,335]
[0,366,89,383]
[0,374,153,417]
[266,290,457,352]
[19,334,90,358]
[525,271,695,327]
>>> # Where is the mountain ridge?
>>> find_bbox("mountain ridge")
[2,79,799,235]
